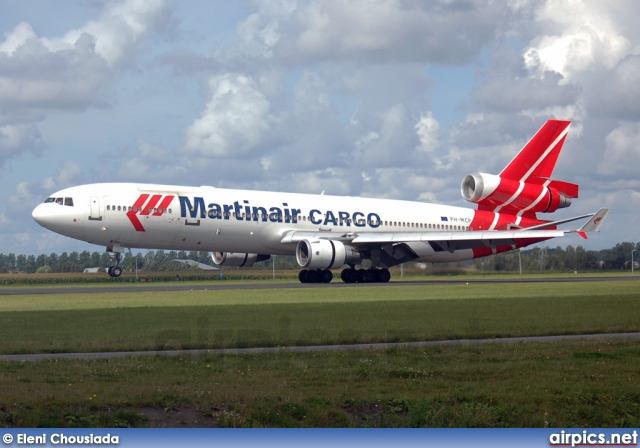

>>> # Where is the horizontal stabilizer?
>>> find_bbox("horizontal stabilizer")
[577,208,609,233]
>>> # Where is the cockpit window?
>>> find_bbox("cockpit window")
[44,197,74,206]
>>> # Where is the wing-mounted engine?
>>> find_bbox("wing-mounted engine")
[212,252,270,267]
[295,239,362,270]
[461,173,578,215]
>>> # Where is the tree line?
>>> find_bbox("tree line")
[473,242,640,272]
[0,242,638,274]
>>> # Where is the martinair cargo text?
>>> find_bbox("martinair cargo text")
[32,120,609,283]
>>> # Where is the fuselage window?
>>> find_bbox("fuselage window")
[128,206,132,211]
[107,205,111,211]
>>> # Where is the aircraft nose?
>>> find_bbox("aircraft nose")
[32,203,50,227]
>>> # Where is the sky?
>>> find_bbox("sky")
[1,0,639,256]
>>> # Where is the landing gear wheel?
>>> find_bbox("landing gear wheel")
[298,270,309,283]
[306,269,319,283]
[320,269,333,283]
[378,268,391,283]
[108,266,122,278]
[340,268,358,283]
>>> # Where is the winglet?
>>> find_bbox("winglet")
[577,208,610,233]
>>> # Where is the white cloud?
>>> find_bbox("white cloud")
[182,74,275,158]
[415,112,440,154]
[598,123,640,176]
[523,0,631,80]
[42,0,173,66]
[0,0,172,170]
[590,54,640,119]
[0,123,44,167]
[101,139,187,183]
[270,0,504,64]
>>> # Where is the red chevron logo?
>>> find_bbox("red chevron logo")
[127,194,175,232]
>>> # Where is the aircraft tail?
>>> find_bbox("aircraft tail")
[461,119,579,217]
[500,119,572,182]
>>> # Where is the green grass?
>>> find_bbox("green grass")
[1,339,639,427]
[1,280,638,428]
[0,282,638,354]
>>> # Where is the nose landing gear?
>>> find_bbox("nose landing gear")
[108,265,123,278]
[106,245,124,278]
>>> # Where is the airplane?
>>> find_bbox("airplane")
[32,119,608,283]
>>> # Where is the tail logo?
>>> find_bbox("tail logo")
[127,194,175,232]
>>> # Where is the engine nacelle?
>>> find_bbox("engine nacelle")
[461,173,574,214]
[295,239,361,270]
[212,252,270,267]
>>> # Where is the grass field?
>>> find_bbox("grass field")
[0,279,639,427]
[0,281,638,354]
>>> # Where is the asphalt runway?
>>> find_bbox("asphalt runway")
[1,275,639,296]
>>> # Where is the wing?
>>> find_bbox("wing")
[281,208,609,267]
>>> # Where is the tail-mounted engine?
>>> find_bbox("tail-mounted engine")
[212,252,270,267]
[295,239,362,270]
[461,173,578,214]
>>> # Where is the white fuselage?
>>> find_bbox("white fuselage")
[32,183,479,263]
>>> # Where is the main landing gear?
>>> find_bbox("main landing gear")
[298,267,391,284]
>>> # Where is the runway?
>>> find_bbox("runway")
[1,275,639,295]
[1,332,638,362]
